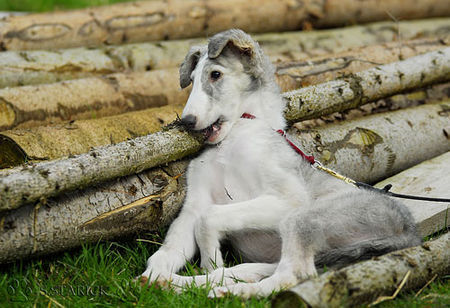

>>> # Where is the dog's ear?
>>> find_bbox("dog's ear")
[208,29,264,77]
[179,46,203,89]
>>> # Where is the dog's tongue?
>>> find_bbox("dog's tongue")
[212,123,220,133]
[207,123,221,142]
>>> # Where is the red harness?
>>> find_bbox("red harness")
[241,113,316,165]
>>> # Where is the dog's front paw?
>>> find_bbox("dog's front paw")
[140,250,175,283]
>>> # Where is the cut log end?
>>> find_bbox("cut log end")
[0,135,27,169]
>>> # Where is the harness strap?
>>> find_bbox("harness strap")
[240,113,450,203]
[275,129,316,164]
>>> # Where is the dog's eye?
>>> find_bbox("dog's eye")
[210,71,222,81]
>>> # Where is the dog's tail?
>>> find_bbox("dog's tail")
[314,233,422,269]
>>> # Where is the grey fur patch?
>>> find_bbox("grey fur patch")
[207,29,272,84]
[286,189,421,269]
[179,46,206,89]
[200,58,222,100]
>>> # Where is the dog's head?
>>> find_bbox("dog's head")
[179,29,271,144]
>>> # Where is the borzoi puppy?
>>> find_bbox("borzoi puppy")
[140,29,420,298]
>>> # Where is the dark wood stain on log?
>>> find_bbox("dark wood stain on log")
[123,92,168,109]
[315,127,384,165]
[0,134,28,169]
[6,23,72,41]
[437,103,450,117]
[78,19,103,36]
[0,93,169,131]
[105,12,167,31]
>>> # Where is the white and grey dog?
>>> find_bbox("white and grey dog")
[140,29,421,298]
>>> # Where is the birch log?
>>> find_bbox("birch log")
[1,101,449,215]
[0,68,186,131]
[289,102,450,184]
[0,127,203,213]
[272,233,450,308]
[283,48,450,122]
[0,18,448,88]
[0,160,189,264]
[295,82,450,130]
[1,42,448,131]
[1,0,449,51]
[375,152,450,237]
[0,105,184,168]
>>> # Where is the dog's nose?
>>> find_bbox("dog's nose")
[181,114,197,129]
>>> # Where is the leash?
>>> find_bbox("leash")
[241,113,450,203]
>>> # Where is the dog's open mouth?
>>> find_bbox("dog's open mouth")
[202,118,223,143]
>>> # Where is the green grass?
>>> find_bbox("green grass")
[0,0,134,12]
[0,232,271,308]
[0,232,448,308]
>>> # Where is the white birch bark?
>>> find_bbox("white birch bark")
[294,83,450,130]
[0,160,189,264]
[289,102,450,183]
[0,18,448,88]
[0,104,183,168]
[283,48,450,122]
[0,0,448,50]
[0,128,202,212]
[0,68,186,131]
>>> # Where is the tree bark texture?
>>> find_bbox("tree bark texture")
[0,68,186,131]
[375,151,450,237]
[289,102,450,183]
[0,0,449,51]
[294,82,450,130]
[272,233,450,308]
[0,18,448,88]
[1,101,449,215]
[2,82,449,169]
[0,127,203,213]
[283,48,450,122]
[1,41,448,132]
[276,38,449,92]
[0,160,189,264]
[0,104,184,168]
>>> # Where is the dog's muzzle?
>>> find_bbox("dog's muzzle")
[180,114,197,130]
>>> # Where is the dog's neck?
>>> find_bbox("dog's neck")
[240,87,286,130]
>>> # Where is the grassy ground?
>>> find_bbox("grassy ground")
[1,231,448,308]
[0,232,271,308]
[0,0,134,12]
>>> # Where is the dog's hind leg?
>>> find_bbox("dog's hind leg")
[167,263,278,291]
[209,211,319,298]
[194,195,293,271]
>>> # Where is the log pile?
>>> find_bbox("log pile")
[0,1,449,305]
[0,18,448,89]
